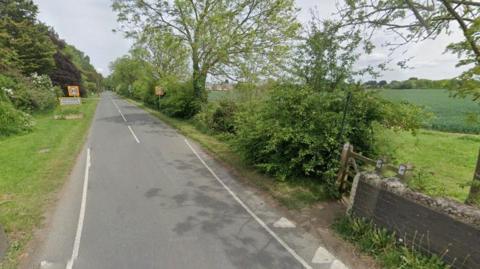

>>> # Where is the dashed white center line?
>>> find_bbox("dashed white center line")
[111,98,127,122]
[184,139,313,269]
[128,125,140,144]
[66,148,91,269]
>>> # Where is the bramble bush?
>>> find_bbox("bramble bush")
[233,83,423,197]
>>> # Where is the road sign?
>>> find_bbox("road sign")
[155,86,165,96]
[59,97,81,106]
[67,86,80,97]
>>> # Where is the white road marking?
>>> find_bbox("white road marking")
[312,246,335,264]
[330,259,349,269]
[184,139,312,269]
[128,125,140,144]
[273,217,296,228]
[40,260,53,269]
[111,98,127,122]
[66,148,91,269]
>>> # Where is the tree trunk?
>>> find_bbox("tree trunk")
[192,65,207,102]
[466,148,480,205]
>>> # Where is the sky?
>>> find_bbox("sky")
[34,0,467,81]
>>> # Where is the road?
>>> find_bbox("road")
[29,92,348,269]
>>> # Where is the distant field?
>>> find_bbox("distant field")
[379,89,480,134]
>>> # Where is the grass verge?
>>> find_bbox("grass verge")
[334,216,449,269]
[125,98,329,209]
[376,128,480,203]
[0,98,98,269]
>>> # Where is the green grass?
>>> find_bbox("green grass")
[126,98,329,209]
[0,98,98,269]
[376,128,480,203]
[379,89,480,134]
[334,216,449,269]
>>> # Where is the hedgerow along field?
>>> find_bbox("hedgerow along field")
[379,89,480,134]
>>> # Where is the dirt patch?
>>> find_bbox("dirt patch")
[54,113,84,120]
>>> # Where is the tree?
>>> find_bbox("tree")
[112,0,300,102]
[132,28,189,80]
[0,0,56,75]
[338,0,479,100]
[340,0,480,205]
[294,19,375,92]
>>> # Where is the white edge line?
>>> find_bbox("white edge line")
[184,139,313,269]
[66,148,91,269]
[111,98,127,122]
[128,125,140,144]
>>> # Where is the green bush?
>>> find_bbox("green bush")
[233,83,423,196]
[2,73,57,112]
[194,99,237,134]
[0,100,34,137]
[233,84,344,195]
[159,80,199,119]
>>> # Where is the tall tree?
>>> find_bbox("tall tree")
[338,0,479,100]
[112,0,300,102]
[0,0,56,75]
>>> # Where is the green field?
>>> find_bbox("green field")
[379,89,480,134]
[0,98,98,268]
[376,128,479,203]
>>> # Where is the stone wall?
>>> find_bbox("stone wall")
[349,173,480,269]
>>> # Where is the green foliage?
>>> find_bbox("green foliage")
[159,80,200,119]
[380,89,480,133]
[62,44,102,94]
[113,0,301,101]
[0,100,34,137]
[194,99,238,134]
[369,78,452,90]
[295,20,369,91]
[0,0,56,75]
[132,29,189,80]
[5,74,58,112]
[334,216,449,269]
[232,83,423,196]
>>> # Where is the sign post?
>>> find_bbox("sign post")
[60,86,82,106]
[155,86,165,111]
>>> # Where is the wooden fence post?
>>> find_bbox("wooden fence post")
[337,143,352,191]
[466,148,480,205]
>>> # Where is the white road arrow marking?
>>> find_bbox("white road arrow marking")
[273,217,296,228]
[330,259,349,269]
[312,246,335,264]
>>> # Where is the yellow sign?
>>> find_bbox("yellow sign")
[155,86,165,96]
[67,86,80,97]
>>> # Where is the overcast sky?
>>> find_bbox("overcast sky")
[35,0,467,81]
